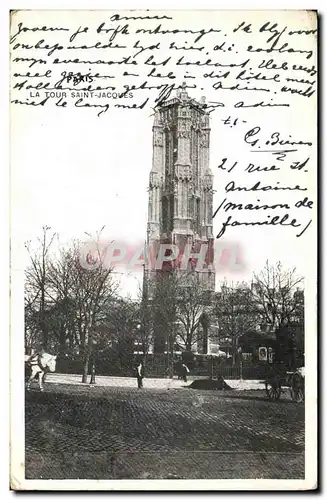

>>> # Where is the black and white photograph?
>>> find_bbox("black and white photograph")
[9,8,317,490]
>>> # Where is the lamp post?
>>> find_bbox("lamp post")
[136,323,142,359]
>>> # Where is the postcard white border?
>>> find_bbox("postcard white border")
[7,1,319,493]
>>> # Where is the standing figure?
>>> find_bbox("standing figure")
[176,360,183,379]
[136,361,145,388]
[181,363,190,383]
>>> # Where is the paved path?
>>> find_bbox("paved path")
[45,373,266,390]
[25,381,304,480]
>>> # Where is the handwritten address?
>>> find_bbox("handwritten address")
[10,10,317,241]
[10,11,317,114]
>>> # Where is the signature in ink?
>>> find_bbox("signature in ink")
[244,126,313,148]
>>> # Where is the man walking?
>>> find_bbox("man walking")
[136,361,144,388]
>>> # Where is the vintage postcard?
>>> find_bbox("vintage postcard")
[10,9,317,490]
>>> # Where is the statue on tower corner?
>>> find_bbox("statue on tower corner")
[180,81,189,101]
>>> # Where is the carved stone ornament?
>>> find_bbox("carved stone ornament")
[177,130,190,139]
[175,165,192,181]
[200,134,209,147]
[148,223,157,234]
[149,172,162,188]
[203,174,213,190]
[153,133,163,147]
[162,118,171,131]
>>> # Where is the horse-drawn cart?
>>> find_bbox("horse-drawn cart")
[261,324,304,403]
[265,366,305,402]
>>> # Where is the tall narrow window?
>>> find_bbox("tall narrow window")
[162,196,168,233]
[196,198,200,235]
[169,194,174,231]
[194,131,199,181]
[165,131,170,181]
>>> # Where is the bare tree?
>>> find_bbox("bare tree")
[175,272,210,352]
[24,226,56,350]
[151,270,210,354]
[46,246,77,355]
[68,234,117,383]
[251,261,304,331]
[137,278,153,358]
[150,270,178,371]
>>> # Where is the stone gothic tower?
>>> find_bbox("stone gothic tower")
[146,85,215,291]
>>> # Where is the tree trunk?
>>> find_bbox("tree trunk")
[40,319,48,351]
[82,339,92,383]
[232,337,238,367]
[200,313,209,355]
[185,332,192,352]
[82,350,90,383]
[169,333,174,378]
[40,262,48,349]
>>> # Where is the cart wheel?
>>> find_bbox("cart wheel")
[291,372,304,402]
[265,381,281,401]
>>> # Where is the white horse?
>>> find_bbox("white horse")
[25,352,57,391]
